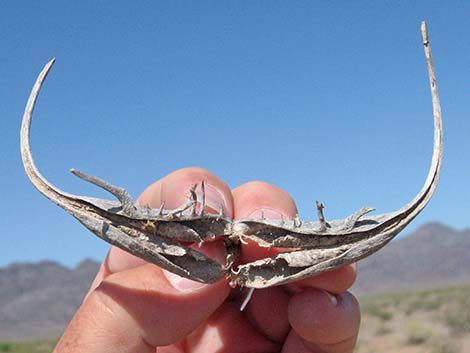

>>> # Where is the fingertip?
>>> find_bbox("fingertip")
[282,330,358,353]
[232,181,297,219]
[243,287,291,342]
[232,181,298,264]
[288,289,360,348]
[138,167,234,217]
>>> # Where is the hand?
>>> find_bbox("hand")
[53,167,360,353]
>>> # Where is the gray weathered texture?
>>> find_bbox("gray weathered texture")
[20,22,442,288]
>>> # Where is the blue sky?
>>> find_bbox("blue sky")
[2,2,469,268]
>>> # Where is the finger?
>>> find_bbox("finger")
[186,303,280,353]
[232,180,297,220]
[138,166,232,215]
[84,247,146,301]
[232,181,357,343]
[232,181,356,294]
[232,181,297,342]
[281,331,314,353]
[287,289,360,353]
[241,286,290,342]
[55,265,230,353]
[55,167,233,353]
[233,180,298,263]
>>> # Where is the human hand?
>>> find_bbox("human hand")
[53,167,360,353]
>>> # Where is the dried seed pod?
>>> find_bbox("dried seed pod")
[21,22,442,288]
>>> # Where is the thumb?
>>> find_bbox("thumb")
[54,265,230,352]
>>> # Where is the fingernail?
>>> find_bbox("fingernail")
[324,290,338,306]
[248,208,284,219]
[163,270,206,291]
[195,183,227,214]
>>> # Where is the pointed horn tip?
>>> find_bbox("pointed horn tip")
[69,168,80,176]
[421,21,429,42]
[45,58,56,69]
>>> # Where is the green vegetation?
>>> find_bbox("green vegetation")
[428,335,460,353]
[374,323,391,336]
[0,340,56,353]
[360,283,470,324]
[357,283,470,352]
[443,287,470,335]
[404,321,434,345]
[361,300,393,321]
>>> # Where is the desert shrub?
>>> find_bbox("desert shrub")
[415,294,442,311]
[444,294,470,334]
[0,343,11,352]
[362,302,393,321]
[375,323,392,336]
[404,321,434,345]
[0,340,56,353]
[403,290,444,315]
[428,335,460,353]
[353,339,374,353]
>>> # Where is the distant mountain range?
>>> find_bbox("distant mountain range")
[352,222,470,295]
[0,259,99,341]
[1,222,469,341]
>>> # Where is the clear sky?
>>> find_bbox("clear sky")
[2,2,469,268]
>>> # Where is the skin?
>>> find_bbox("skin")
[53,167,360,353]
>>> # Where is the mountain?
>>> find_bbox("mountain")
[1,222,470,341]
[352,222,470,294]
[0,259,99,341]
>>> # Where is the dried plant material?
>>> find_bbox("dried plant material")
[21,22,442,288]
